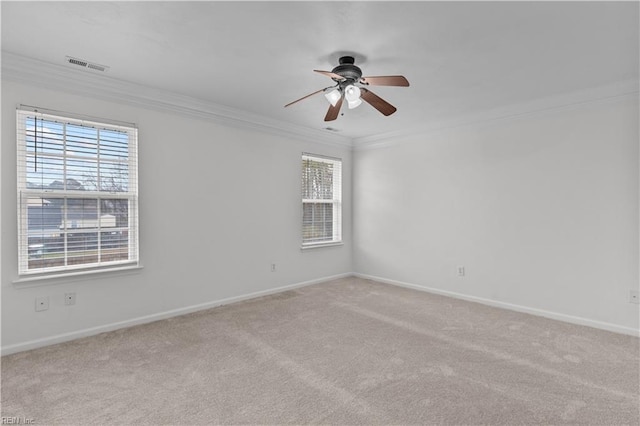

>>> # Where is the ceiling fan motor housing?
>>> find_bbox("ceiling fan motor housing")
[332,56,362,83]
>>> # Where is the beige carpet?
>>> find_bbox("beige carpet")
[2,276,639,425]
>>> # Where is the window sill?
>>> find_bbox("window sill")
[13,264,144,288]
[300,242,344,250]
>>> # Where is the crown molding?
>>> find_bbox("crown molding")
[1,52,353,148]
[4,52,636,152]
[353,79,639,150]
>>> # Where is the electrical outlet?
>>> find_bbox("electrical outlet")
[630,290,639,304]
[457,266,465,277]
[35,296,49,312]
[64,292,76,306]
[271,263,276,272]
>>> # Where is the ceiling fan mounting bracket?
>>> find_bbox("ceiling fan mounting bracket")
[338,56,355,65]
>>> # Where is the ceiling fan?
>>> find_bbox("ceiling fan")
[284,56,409,122]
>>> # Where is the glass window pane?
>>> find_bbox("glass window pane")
[303,203,333,242]
[99,129,129,160]
[27,196,64,231]
[26,118,64,154]
[27,196,65,270]
[302,160,334,200]
[101,231,129,262]
[66,158,98,191]
[100,199,128,228]
[66,231,98,265]
[28,251,65,270]
[66,124,98,158]
[66,198,98,230]
[99,160,129,192]
[26,156,64,190]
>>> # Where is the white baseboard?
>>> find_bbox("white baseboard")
[354,273,640,337]
[1,273,352,356]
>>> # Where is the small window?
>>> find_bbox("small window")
[301,153,342,247]
[16,107,139,277]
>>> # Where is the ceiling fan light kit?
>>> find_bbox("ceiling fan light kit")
[347,98,362,110]
[324,88,342,107]
[344,85,362,109]
[285,55,410,121]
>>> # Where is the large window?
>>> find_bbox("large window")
[301,153,342,247]
[16,107,139,277]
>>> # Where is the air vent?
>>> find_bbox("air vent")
[67,58,87,67]
[65,56,109,72]
[87,63,107,72]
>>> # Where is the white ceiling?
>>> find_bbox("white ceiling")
[2,1,638,142]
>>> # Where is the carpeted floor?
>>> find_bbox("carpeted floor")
[2,276,639,425]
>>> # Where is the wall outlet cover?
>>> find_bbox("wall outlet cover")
[35,296,49,312]
[64,292,76,306]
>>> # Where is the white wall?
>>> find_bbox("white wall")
[1,80,352,353]
[354,96,639,333]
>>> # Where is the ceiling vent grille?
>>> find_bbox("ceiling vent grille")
[65,56,109,72]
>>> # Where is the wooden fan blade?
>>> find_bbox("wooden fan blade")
[324,96,343,121]
[314,70,346,81]
[360,75,410,87]
[284,88,324,108]
[361,88,397,116]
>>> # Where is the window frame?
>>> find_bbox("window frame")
[301,153,342,248]
[16,106,139,279]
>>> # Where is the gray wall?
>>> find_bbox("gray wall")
[1,80,352,353]
[354,96,639,333]
[3,80,638,355]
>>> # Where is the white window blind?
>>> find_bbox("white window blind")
[301,153,342,247]
[16,107,139,277]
